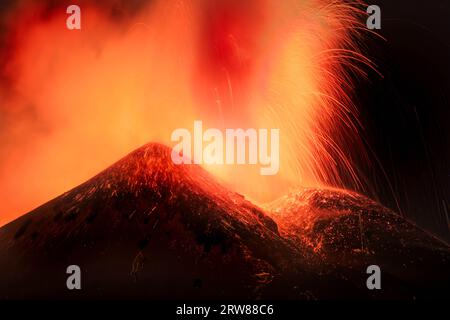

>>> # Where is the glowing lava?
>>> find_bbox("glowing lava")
[0,0,373,225]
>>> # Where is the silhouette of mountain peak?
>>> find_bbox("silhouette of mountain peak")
[0,143,449,299]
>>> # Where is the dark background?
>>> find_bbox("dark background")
[351,0,450,242]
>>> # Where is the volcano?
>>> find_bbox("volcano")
[0,143,448,299]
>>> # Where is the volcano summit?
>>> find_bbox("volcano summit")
[0,143,448,299]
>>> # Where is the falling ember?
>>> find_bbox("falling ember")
[0,0,374,225]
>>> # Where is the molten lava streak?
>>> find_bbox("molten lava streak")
[0,0,374,226]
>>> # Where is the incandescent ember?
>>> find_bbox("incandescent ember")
[0,143,448,299]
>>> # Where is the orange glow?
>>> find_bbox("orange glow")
[0,0,371,226]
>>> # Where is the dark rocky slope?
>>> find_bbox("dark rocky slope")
[0,143,448,299]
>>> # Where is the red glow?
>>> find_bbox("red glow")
[0,0,370,226]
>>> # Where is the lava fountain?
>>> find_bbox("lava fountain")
[0,0,374,225]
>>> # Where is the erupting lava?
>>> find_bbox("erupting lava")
[0,143,448,299]
[0,0,374,225]
[1,1,449,301]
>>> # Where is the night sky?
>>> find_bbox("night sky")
[351,0,450,241]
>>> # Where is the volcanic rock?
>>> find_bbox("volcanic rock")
[0,143,448,299]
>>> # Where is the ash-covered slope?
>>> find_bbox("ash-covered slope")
[266,188,450,299]
[0,143,448,299]
[0,143,296,299]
